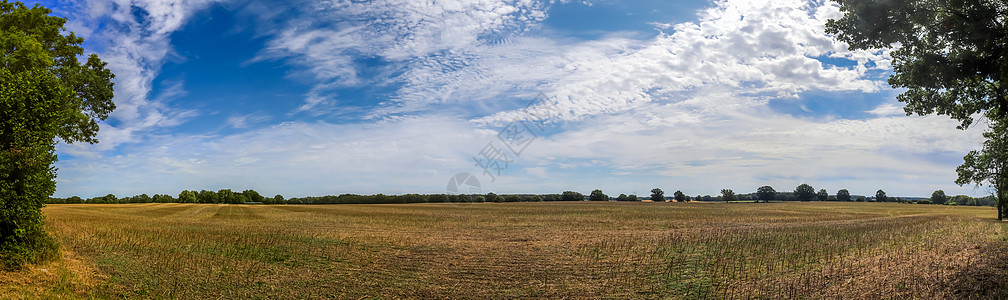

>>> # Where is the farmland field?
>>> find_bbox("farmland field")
[3,202,1007,299]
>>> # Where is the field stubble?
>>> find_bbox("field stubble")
[2,202,1006,299]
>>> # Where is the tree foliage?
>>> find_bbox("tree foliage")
[817,189,829,201]
[827,0,1008,130]
[0,1,115,269]
[721,189,736,202]
[673,190,686,202]
[756,186,776,203]
[836,189,851,202]
[876,190,888,203]
[794,184,816,202]
[956,120,1008,219]
[931,190,948,205]
[828,0,1008,219]
[650,188,664,202]
[561,191,584,202]
[589,189,608,201]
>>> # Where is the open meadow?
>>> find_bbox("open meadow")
[3,202,1007,299]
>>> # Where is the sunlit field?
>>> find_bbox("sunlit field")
[3,202,1007,298]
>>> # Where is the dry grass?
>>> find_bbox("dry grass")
[1,202,1005,299]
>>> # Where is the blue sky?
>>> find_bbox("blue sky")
[26,0,989,198]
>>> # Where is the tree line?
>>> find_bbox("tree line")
[46,186,997,207]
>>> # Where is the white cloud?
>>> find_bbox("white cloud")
[226,113,271,129]
[867,102,907,116]
[254,0,551,115]
[379,0,891,124]
[55,116,491,198]
[54,0,224,149]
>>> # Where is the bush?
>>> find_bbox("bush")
[918,200,932,204]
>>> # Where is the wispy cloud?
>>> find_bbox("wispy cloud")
[252,0,553,116]
[48,0,225,150]
[470,0,889,124]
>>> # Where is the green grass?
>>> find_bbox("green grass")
[1,202,1005,299]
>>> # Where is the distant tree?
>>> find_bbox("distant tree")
[475,196,486,202]
[486,192,498,202]
[494,195,506,203]
[650,188,665,202]
[721,189,736,203]
[617,194,628,201]
[931,190,948,205]
[273,195,285,204]
[589,189,608,201]
[134,194,151,203]
[673,190,686,202]
[756,186,776,203]
[242,190,264,203]
[505,195,521,202]
[177,190,195,203]
[703,195,712,202]
[234,194,248,204]
[856,196,866,202]
[816,189,828,201]
[794,184,815,201]
[695,195,703,202]
[876,190,888,203]
[561,191,584,202]
[836,189,851,202]
[66,196,83,204]
[218,189,237,204]
[197,190,218,204]
[628,194,639,202]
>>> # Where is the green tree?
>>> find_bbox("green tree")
[957,121,1008,219]
[178,190,196,203]
[794,184,815,202]
[721,189,736,203]
[816,189,828,201]
[0,1,115,269]
[650,188,664,202]
[836,189,851,202]
[828,0,1008,219]
[589,189,608,201]
[756,186,776,203]
[673,190,686,202]
[876,190,888,203]
[931,190,948,205]
[827,0,1008,130]
[197,190,218,204]
[242,189,264,203]
[561,191,584,202]
[628,194,638,202]
[695,194,702,202]
[616,193,628,201]
[218,189,236,204]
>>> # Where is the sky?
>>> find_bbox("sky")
[24,0,991,199]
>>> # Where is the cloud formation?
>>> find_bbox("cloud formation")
[49,0,224,150]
